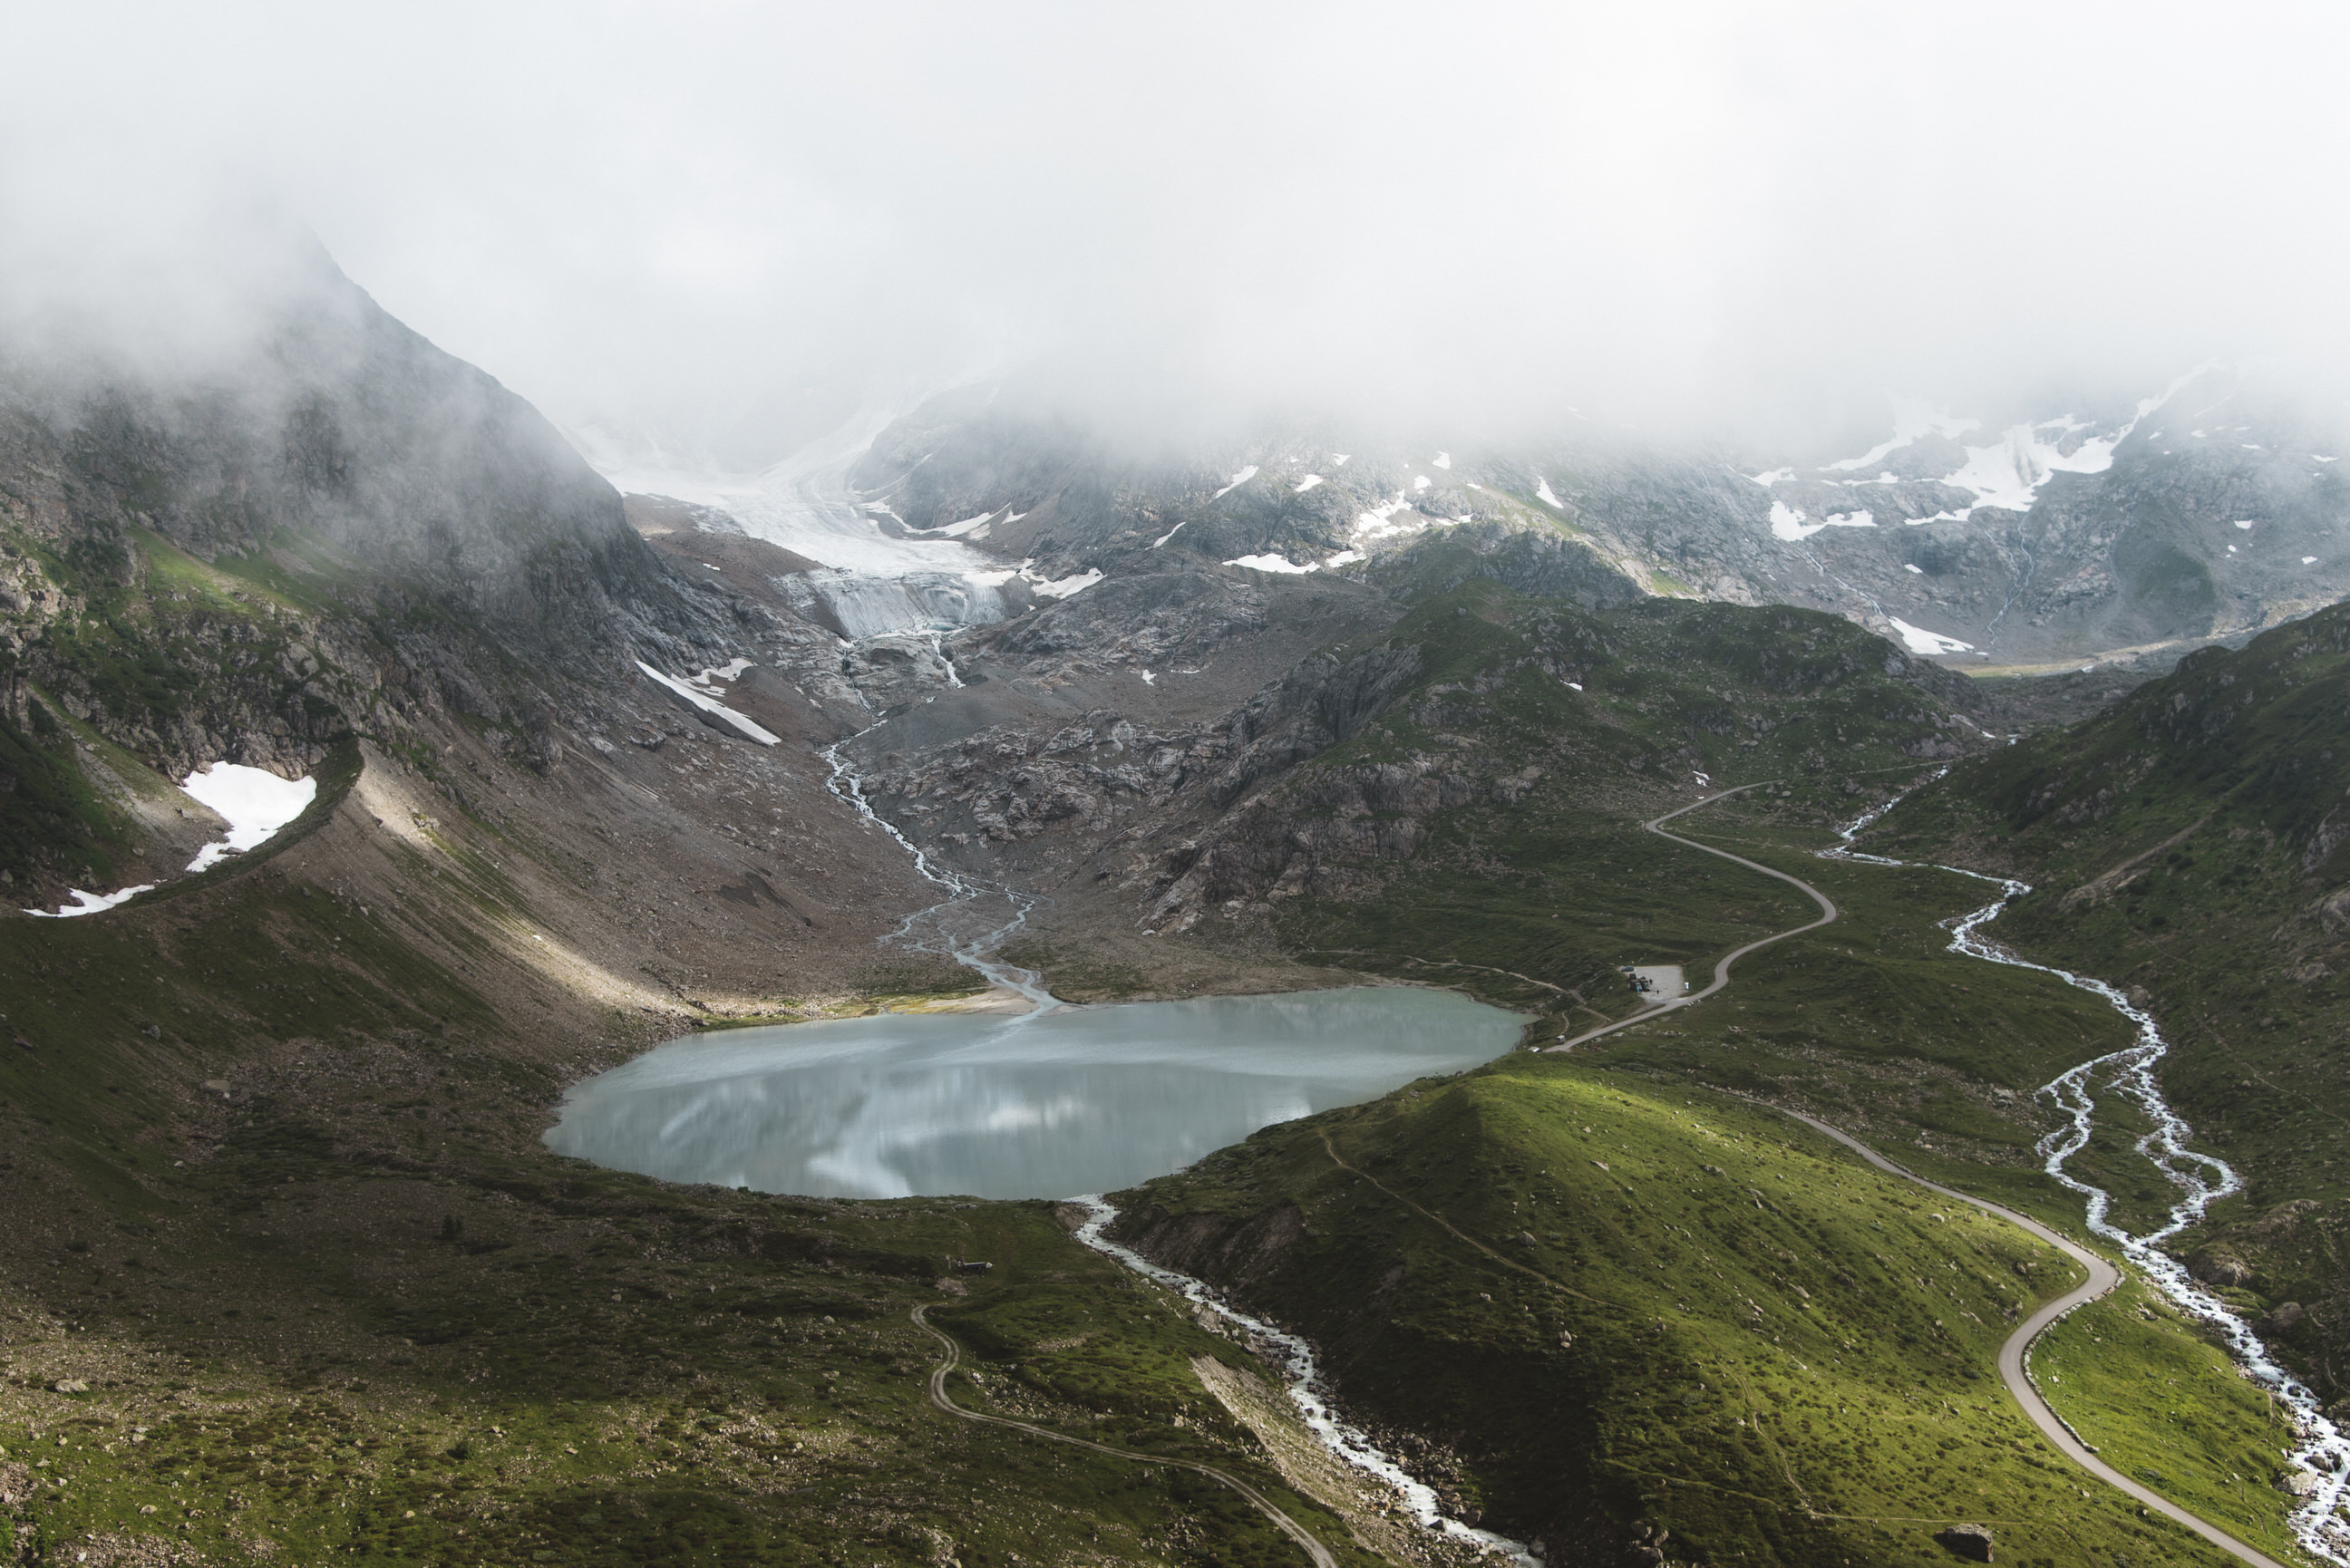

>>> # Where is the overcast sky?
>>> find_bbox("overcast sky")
[6,1,2347,461]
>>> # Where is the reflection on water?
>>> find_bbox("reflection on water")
[545,986,1522,1198]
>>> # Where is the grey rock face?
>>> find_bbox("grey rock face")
[830,368,2349,673]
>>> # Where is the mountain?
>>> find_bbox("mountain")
[0,245,2341,1568]
[660,368,2346,681]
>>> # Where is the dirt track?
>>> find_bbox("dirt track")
[908,1304,1338,1568]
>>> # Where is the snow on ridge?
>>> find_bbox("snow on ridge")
[635,660,782,745]
[1536,477,1564,508]
[183,762,317,873]
[1886,617,1976,656]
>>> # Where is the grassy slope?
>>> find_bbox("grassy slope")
[0,845,1376,1568]
[1112,1060,2248,1567]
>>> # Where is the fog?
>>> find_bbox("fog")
[5,1,2347,462]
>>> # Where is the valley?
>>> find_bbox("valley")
[3,255,2348,1568]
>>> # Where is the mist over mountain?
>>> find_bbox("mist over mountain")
[7,8,2350,1568]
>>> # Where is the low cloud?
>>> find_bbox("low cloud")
[5,1,2346,459]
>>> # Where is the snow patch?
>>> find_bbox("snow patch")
[1294,474,1325,494]
[1211,465,1259,499]
[1903,563,1924,574]
[635,660,782,745]
[1353,497,1423,543]
[1432,451,1452,469]
[2305,556,2320,565]
[1025,567,1104,599]
[1886,617,1976,656]
[940,511,999,537]
[1769,502,1876,541]
[1536,477,1564,508]
[1747,467,1794,487]
[685,658,755,694]
[24,884,158,918]
[1413,475,1431,491]
[182,762,318,873]
[2234,519,2257,530]
[1333,453,1351,466]
[1223,554,1316,575]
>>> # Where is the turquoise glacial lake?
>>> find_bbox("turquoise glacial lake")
[544,985,1525,1199]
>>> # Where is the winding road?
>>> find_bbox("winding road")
[1553,782,2292,1568]
[908,1303,1339,1568]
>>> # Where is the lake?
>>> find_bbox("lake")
[544,985,1525,1199]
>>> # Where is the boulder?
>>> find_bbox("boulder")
[2258,1302,2307,1336]
[2187,1246,2254,1288]
[1934,1523,1994,1561]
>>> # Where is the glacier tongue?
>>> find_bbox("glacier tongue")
[791,570,1013,640]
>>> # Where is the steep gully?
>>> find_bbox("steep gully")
[830,721,2333,1564]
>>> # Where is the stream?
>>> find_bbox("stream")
[821,725,1058,1011]
[821,733,1540,1564]
[1830,790,2350,1563]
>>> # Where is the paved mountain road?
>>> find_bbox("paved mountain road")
[1549,782,2293,1568]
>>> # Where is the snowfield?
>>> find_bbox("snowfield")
[1770,502,1876,542]
[1886,617,1976,656]
[183,763,318,873]
[635,661,782,744]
